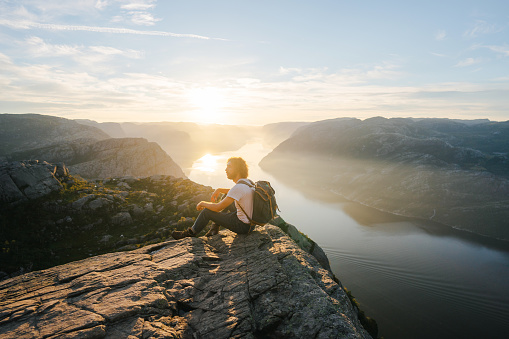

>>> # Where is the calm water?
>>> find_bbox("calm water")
[187,142,509,339]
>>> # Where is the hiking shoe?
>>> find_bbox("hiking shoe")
[172,228,195,240]
[205,223,220,237]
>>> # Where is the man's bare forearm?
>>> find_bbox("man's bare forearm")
[211,188,230,202]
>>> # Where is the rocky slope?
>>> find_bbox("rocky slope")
[0,161,376,338]
[0,114,109,155]
[261,117,509,240]
[0,225,372,339]
[0,160,209,277]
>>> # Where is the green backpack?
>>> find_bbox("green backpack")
[238,180,279,226]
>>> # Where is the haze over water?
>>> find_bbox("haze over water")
[188,142,509,339]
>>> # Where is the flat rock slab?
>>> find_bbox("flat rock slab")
[0,225,371,339]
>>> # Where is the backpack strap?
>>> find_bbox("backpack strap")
[237,202,256,233]
[237,178,254,188]
[235,179,256,233]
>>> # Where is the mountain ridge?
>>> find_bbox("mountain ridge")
[261,117,509,240]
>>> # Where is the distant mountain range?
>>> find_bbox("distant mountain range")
[76,119,308,170]
[261,117,509,241]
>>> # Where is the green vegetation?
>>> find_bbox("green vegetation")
[344,287,380,338]
[0,174,213,276]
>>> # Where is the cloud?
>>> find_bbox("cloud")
[435,30,446,41]
[0,19,227,40]
[454,57,482,67]
[1,1,163,29]
[464,20,501,38]
[123,11,161,26]
[119,1,156,11]
[279,63,402,84]
[1,51,507,124]
[111,0,160,26]
[484,44,509,57]
[19,36,143,72]
[24,36,80,57]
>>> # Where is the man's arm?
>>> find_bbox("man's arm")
[211,188,230,202]
[197,196,234,212]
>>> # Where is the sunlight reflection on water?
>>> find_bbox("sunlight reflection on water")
[191,154,221,173]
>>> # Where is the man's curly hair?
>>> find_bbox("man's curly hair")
[227,157,249,178]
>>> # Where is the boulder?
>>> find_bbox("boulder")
[0,225,371,338]
[0,161,66,204]
[111,211,133,225]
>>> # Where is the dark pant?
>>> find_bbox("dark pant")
[191,203,251,235]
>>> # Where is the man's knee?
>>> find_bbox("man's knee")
[200,208,216,219]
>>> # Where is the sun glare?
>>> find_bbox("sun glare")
[192,153,221,173]
[186,87,228,124]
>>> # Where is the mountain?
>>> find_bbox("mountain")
[260,121,311,147]
[5,138,185,179]
[260,117,509,240]
[1,114,185,179]
[0,114,109,155]
[76,120,261,170]
[76,119,311,171]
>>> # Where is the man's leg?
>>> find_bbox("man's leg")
[172,208,231,240]
[194,209,251,235]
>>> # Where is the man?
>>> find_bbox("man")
[171,157,254,240]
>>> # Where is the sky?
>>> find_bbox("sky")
[0,0,508,125]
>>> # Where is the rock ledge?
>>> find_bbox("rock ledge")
[0,225,371,338]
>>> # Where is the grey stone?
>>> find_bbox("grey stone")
[0,225,371,339]
[72,194,96,210]
[111,211,133,225]
[88,197,111,210]
[117,181,131,190]
[0,161,66,204]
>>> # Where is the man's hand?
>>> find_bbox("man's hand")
[211,190,221,203]
[211,188,229,202]
[196,196,234,213]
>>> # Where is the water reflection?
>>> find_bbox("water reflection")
[192,154,220,173]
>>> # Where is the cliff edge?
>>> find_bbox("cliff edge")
[0,225,371,339]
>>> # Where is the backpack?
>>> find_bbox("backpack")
[237,180,279,227]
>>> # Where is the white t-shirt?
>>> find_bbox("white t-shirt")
[227,179,254,224]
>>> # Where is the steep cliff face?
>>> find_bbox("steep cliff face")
[0,225,372,339]
[261,117,509,240]
[6,138,185,179]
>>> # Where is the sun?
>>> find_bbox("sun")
[186,87,228,124]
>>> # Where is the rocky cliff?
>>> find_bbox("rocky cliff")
[0,161,209,276]
[5,138,185,180]
[261,117,509,240]
[0,160,70,204]
[1,114,186,180]
[0,225,372,339]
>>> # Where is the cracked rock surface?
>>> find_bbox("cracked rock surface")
[0,225,371,339]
